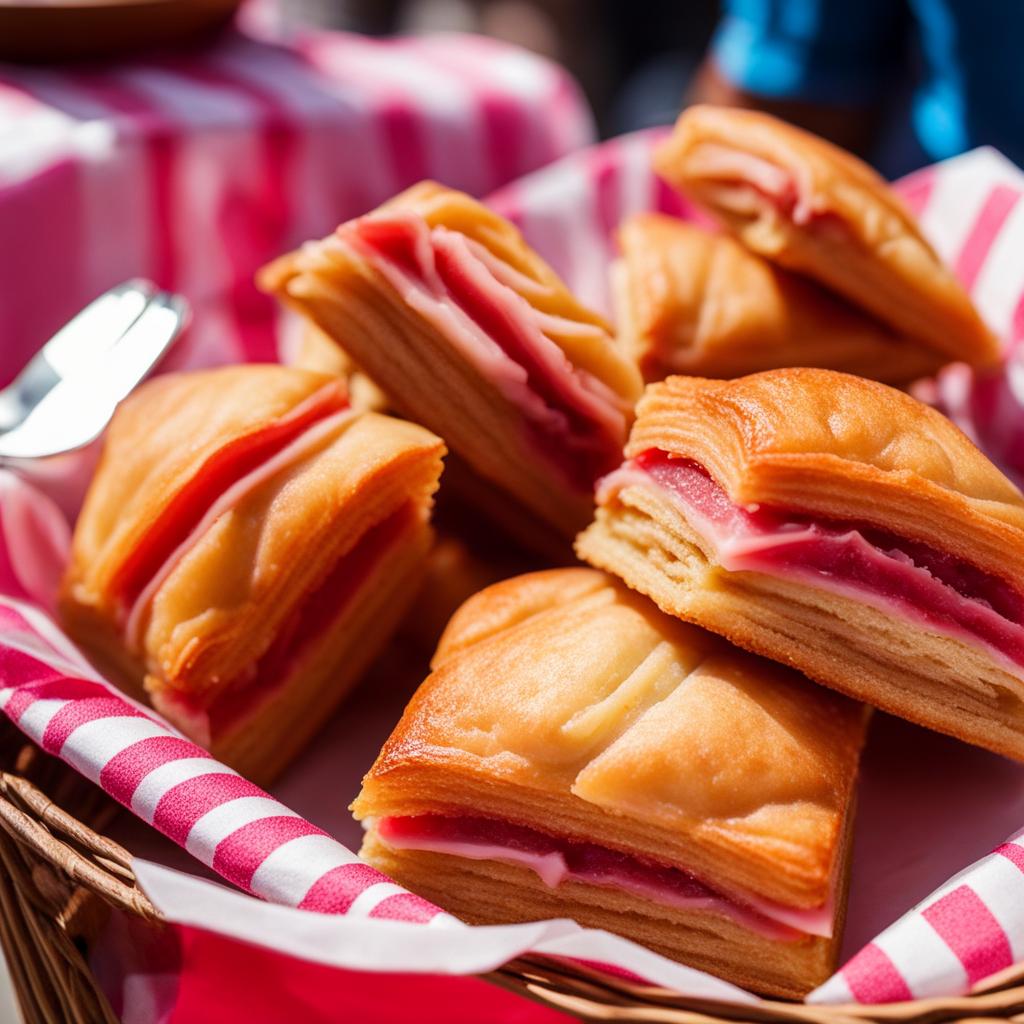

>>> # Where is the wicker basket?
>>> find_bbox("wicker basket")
[4,716,1024,1024]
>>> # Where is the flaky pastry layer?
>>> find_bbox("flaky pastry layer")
[195,514,432,786]
[653,105,998,368]
[288,321,389,413]
[615,213,942,384]
[66,365,345,604]
[354,568,867,911]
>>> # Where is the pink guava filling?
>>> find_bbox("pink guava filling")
[153,506,414,743]
[689,144,831,226]
[114,382,348,618]
[124,408,355,649]
[339,212,628,492]
[603,450,1024,671]
[376,814,833,940]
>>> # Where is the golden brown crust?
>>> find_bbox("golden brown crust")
[615,213,943,384]
[433,564,606,665]
[65,366,342,608]
[258,182,642,537]
[60,367,445,755]
[355,567,868,912]
[653,106,999,368]
[626,368,1024,585]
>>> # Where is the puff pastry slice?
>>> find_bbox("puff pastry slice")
[353,568,869,998]
[60,366,444,785]
[615,213,944,384]
[653,106,999,369]
[259,182,642,538]
[578,367,1024,760]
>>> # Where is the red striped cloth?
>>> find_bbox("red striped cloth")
[0,26,593,387]
[0,531,447,923]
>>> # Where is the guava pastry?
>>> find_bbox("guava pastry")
[61,366,444,786]
[353,567,868,997]
[260,182,642,539]
[578,368,1024,760]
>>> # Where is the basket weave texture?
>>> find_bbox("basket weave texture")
[3,717,1024,1024]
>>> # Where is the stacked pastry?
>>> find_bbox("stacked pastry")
[61,366,444,786]
[615,105,999,383]
[354,568,870,997]
[345,107,1012,998]
[260,182,642,543]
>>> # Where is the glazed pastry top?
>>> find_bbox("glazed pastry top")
[627,368,1024,579]
[362,568,867,898]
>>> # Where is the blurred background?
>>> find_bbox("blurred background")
[4,0,1023,179]
[2,0,1021,379]
[285,0,719,140]
[268,0,1023,178]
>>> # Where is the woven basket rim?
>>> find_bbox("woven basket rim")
[3,734,1024,1023]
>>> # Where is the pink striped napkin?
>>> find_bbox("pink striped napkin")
[0,474,447,925]
[0,24,593,386]
[4,124,1024,1008]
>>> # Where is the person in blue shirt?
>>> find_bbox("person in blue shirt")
[694,0,1023,174]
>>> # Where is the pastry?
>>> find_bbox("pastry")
[289,321,389,413]
[653,106,999,369]
[353,568,869,998]
[60,366,444,786]
[615,213,943,384]
[578,368,1024,760]
[259,181,643,538]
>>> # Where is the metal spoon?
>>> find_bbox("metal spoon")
[0,280,189,462]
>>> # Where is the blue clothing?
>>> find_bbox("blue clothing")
[712,0,1024,169]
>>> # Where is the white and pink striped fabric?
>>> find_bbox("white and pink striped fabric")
[4,109,1024,1009]
[0,24,593,386]
[0,476,448,926]
[813,833,1024,1002]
